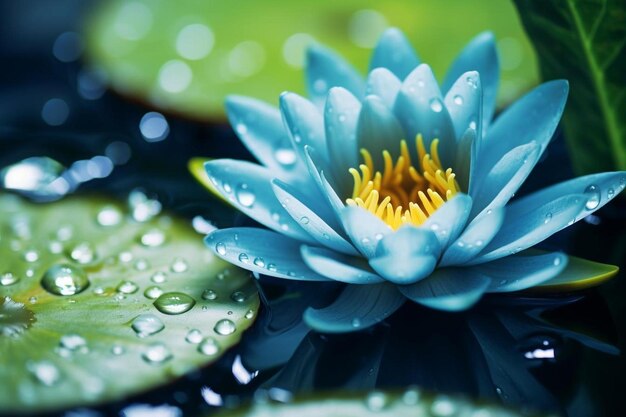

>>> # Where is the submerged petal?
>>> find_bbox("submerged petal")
[301,245,384,284]
[304,283,405,332]
[207,228,330,281]
[399,268,490,311]
[306,43,365,108]
[369,28,420,79]
[442,32,499,134]
[204,159,313,243]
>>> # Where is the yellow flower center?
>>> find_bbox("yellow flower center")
[346,134,460,230]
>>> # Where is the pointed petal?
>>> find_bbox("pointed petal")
[505,171,626,223]
[365,67,402,108]
[422,193,473,249]
[455,127,478,192]
[477,251,568,292]
[470,142,542,218]
[444,71,483,141]
[340,206,392,258]
[398,268,490,311]
[440,207,505,266]
[480,80,568,171]
[394,64,456,168]
[369,28,420,79]
[225,95,304,177]
[304,283,405,333]
[301,245,384,284]
[357,95,404,169]
[473,194,588,263]
[325,87,361,188]
[305,43,365,108]
[442,32,499,133]
[370,226,441,284]
[304,145,347,214]
[204,159,313,243]
[272,179,358,255]
[207,228,330,281]
[280,92,327,162]
[534,253,619,291]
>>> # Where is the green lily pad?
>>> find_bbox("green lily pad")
[86,0,537,121]
[535,253,619,292]
[214,389,547,417]
[0,192,259,413]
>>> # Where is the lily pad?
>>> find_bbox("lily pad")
[86,0,537,121]
[214,389,546,417]
[0,192,259,413]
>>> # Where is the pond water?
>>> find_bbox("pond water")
[0,2,625,416]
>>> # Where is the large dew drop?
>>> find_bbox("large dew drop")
[131,313,165,337]
[584,184,601,210]
[153,292,196,315]
[235,183,255,207]
[214,319,236,336]
[142,343,172,364]
[41,264,90,296]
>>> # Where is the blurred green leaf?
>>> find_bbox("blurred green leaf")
[513,0,626,174]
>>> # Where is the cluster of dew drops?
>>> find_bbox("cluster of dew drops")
[0,191,255,389]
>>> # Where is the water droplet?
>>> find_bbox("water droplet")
[144,286,163,299]
[97,206,122,227]
[253,257,265,267]
[151,271,167,283]
[544,212,553,224]
[238,253,249,263]
[170,258,188,273]
[453,95,464,105]
[553,257,562,266]
[231,291,246,303]
[129,190,162,222]
[41,264,89,296]
[1,272,19,286]
[607,188,615,199]
[111,345,125,355]
[29,296,37,304]
[134,258,149,271]
[365,391,388,411]
[431,396,456,416]
[69,242,96,264]
[275,147,297,166]
[215,242,227,255]
[48,240,63,254]
[0,156,68,199]
[117,281,138,294]
[300,216,309,224]
[154,292,196,315]
[140,229,165,247]
[584,184,601,210]
[402,388,421,405]
[235,183,255,207]
[466,75,478,89]
[313,78,327,93]
[119,251,133,263]
[475,239,484,247]
[214,319,236,335]
[60,334,87,351]
[267,263,277,272]
[429,98,443,112]
[352,318,361,328]
[27,361,61,386]
[202,289,217,300]
[198,337,220,355]
[245,309,255,319]
[185,329,203,344]
[131,314,165,337]
[23,249,39,263]
[142,343,172,364]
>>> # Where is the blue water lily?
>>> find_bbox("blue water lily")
[198,28,625,333]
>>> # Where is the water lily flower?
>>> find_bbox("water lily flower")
[195,28,625,333]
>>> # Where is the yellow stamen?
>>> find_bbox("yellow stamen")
[346,135,460,230]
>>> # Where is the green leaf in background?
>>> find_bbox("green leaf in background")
[0,192,258,413]
[86,0,538,121]
[213,389,542,417]
[513,0,626,174]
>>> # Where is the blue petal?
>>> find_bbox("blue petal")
[204,159,314,243]
[505,171,626,223]
[280,92,327,161]
[272,179,358,255]
[305,43,365,108]
[440,207,505,266]
[394,64,456,168]
[207,228,331,281]
[455,127,478,192]
[473,194,588,263]
[365,68,402,108]
[340,206,392,258]
[304,145,347,215]
[477,251,568,292]
[325,87,361,189]
[369,28,420,79]
[443,71,483,141]
[398,268,490,311]
[357,95,405,169]
[479,80,568,171]
[370,226,441,284]
[225,95,305,179]
[304,283,405,333]
[470,142,542,218]
[442,32,499,133]
[422,193,473,249]
[301,245,384,284]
